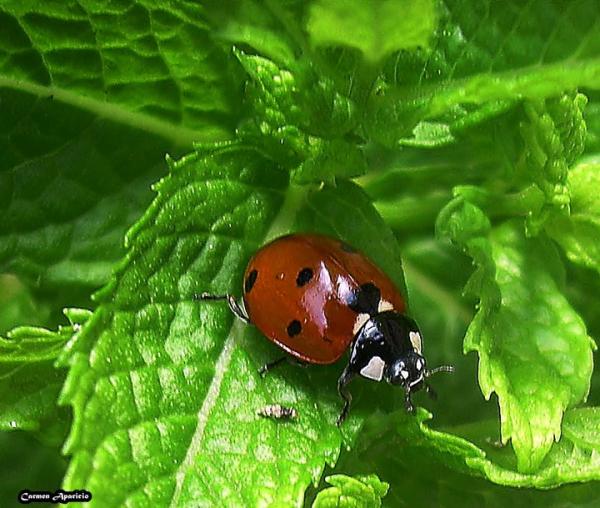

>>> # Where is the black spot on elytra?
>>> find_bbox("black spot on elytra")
[296,267,313,287]
[346,282,381,315]
[340,241,357,253]
[245,269,258,293]
[287,320,302,337]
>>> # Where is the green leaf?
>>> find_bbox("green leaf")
[0,308,90,444]
[563,407,600,450]
[0,1,239,134]
[438,204,595,472]
[292,139,366,184]
[0,96,168,294]
[296,70,359,139]
[59,149,408,506]
[308,0,437,63]
[448,93,588,233]
[340,408,600,500]
[517,94,587,231]
[547,162,600,274]
[234,49,308,164]
[370,0,600,145]
[564,263,600,363]
[234,51,364,182]
[203,0,299,65]
[0,1,242,304]
[584,91,600,154]
[312,474,389,508]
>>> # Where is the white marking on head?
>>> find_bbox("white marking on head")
[401,369,410,380]
[409,331,422,353]
[359,356,386,381]
[410,373,425,388]
[378,299,394,313]
[353,313,370,335]
[415,358,424,371]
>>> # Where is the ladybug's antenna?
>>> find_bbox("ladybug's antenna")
[425,365,455,377]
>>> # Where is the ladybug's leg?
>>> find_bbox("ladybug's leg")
[195,293,250,324]
[258,356,287,376]
[259,356,307,377]
[336,367,356,426]
[404,388,415,414]
[424,381,437,400]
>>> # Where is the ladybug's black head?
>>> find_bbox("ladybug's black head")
[386,350,427,389]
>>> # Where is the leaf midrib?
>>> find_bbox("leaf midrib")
[168,182,309,507]
[0,76,221,147]
[382,56,600,116]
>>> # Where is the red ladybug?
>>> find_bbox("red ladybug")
[198,233,452,424]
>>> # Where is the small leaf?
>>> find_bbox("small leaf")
[0,308,90,443]
[547,162,600,274]
[234,51,363,183]
[563,407,600,450]
[308,0,437,63]
[312,474,389,508]
[296,70,358,138]
[235,49,308,164]
[292,139,366,184]
[517,94,587,232]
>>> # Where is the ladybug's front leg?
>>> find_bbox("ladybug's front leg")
[336,366,356,426]
[259,356,307,377]
[423,381,437,400]
[404,388,415,414]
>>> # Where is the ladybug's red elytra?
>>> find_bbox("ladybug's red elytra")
[198,233,453,425]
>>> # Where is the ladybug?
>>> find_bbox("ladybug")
[198,233,453,424]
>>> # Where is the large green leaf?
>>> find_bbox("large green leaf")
[438,203,594,472]
[0,1,241,305]
[0,0,239,133]
[58,149,409,506]
[370,0,600,145]
[307,0,437,63]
